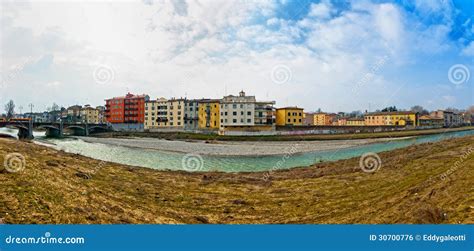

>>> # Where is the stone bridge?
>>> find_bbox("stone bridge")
[0,121,112,139]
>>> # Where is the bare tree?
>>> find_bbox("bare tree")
[410,105,429,115]
[4,100,15,119]
[51,103,60,112]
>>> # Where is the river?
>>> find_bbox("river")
[1,128,473,172]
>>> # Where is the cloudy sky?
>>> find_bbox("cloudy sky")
[0,0,473,113]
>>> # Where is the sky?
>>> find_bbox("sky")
[0,0,473,113]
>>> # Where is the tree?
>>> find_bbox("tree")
[410,105,429,115]
[51,103,60,112]
[381,106,397,112]
[4,100,15,119]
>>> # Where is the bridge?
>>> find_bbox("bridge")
[0,120,112,139]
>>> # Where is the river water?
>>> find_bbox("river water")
[1,128,473,172]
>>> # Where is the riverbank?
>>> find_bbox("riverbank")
[77,136,404,156]
[1,135,473,224]
[92,126,474,141]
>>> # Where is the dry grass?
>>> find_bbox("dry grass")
[0,136,473,224]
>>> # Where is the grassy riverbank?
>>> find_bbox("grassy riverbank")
[93,126,474,141]
[0,136,473,224]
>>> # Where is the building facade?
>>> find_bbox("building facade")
[430,110,462,127]
[346,118,365,126]
[313,113,336,126]
[364,111,418,126]
[80,105,100,124]
[66,105,82,123]
[275,107,304,126]
[198,99,220,130]
[105,93,149,124]
[419,115,444,128]
[219,91,275,132]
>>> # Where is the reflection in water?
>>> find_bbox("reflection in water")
[1,128,473,172]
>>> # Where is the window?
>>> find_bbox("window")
[241,111,244,115]
[233,112,237,116]
[247,119,251,123]
[288,119,291,122]
[288,112,290,116]
[233,119,237,123]
[247,111,251,116]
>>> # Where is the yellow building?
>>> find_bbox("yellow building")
[198,99,220,129]
[167,98,185,128]
[364,111,418,126]
[313,112,336,125]
[80,105,100,124]
[346,118,365,126]
[275,107,304,126]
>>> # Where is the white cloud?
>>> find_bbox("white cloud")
[0,0,470,113]
[462,41,474,56]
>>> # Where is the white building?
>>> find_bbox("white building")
[219,91,275,131]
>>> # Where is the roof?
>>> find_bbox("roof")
[347,117,365,121]
[366,111,417,116]
[276,107,304,110]
[419,115,444,120]
[105,93,149,100]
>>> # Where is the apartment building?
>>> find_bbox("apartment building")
[198,99,220,130]
[364,111,418,126]
[144,98,169,130]
[430,110,462,127]
[313,112,337,126]
[219,91,275,132]
[419,115,444,128]
[105,93,149,124]
[80,105,100,124]
[275,107,304,126]
[346,118,365,126]
[184,99,199,131]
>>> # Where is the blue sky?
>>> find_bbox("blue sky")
[0,0,473,113]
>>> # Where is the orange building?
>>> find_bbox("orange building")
[105,93,149,124]
[313,113,337,125]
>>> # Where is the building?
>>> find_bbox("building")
[218,91,275,132]
[346,117,365,126]
[364,111,418,126]
[430,110,462,127]
[184,99,199,131]
[254,101,275,127]
[80,105,100,124]
[419,115,444,128]
[66,105,82,123]
[96,106,107,124]
[313,112,337,126]
[303,113,314,125]
[275,107,304,126]
[334,117,348,126]
[198,99,220,130]
[105,93,149,124]
[167,98,186,128]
